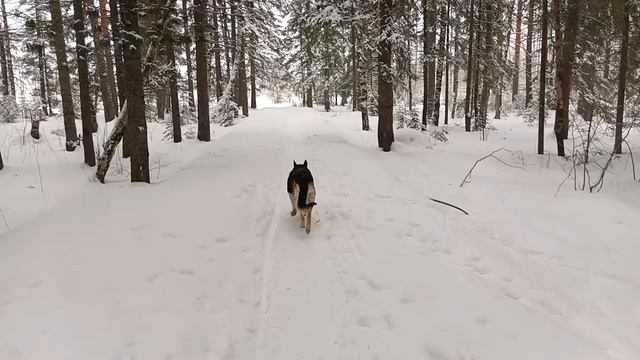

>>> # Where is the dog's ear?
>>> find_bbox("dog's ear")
[303,160,308,167]
[293,160,297,167]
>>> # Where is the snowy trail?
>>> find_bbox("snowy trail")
[1,107,639,360]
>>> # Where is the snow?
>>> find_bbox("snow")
[1,106,639,360]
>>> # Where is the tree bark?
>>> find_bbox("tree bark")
[86,0,116,122]
[166,22,182,143]
[109,0,126,109]
[378,0,394,152]
[73,0,96,166]
[444,0,449,125]
[512,0,523,101]
[221,0,232,81]
[194,0,210,141]
[182,0,196,110]
[120,0,149,182]
[554,0,580,156]
[0,0,12,97]
[237,6,248,116]
[0,9,7,96]
[538,0,548,155]
[431,3,447,126]
[49,0,79,151]
[351,12,358,111]
[213,0,224,100]
[614,0,629,155]
[477,1,494,132]
[451,29,459,119]
[525,0,534,107]
[463,0,475,132]
[99,0,119,112]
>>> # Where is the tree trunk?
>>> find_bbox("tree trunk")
[237,6,249,116]
[554,0,580,156]
[463,0,475,132]
[221,0,232,81]
[525,0,534,107]
[378,0,394,152]
[157,87,166,120]
[0,9,7,96]
[35,7,48,115]
[614,0,629,155]
[512,0,523,101]
[109,0,126,109]
[431,3,447,126]
[477,1,494,133]
[444,0,449,125]
[538,0,548,155]
[86,0,116,122]
[213,0,224,100]
[408,39,412,110]
[49,0,79,151]
[496,0,515,119]
[451,29,459,119]
[182,0,196,110]
[194,0,210,141]
[0,0,13,97]
[120,0,149,182]
[73,0,96,166]
[99,0,119,112]
[351,19,358,111]
[166,23,182,143]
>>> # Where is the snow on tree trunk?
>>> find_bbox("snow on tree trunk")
[538,0,549,155]
[463,0,475,132]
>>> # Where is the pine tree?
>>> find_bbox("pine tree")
[194,0,210,141]
[49,0,79,151]
[614,0,630,155]
[378,0,394,152]
[73,0,96,166]
[121,0,150,182]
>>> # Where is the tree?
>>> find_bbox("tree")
[86,0,116,122]
[512,0,523,101]
[99,0,120,112]
[378,0,394,152]
[538,0,548,155]
[213,0,224,100]
[73,0,96,166]
[109,0,126,108]
[463,0,475,132]
[194,0,210,141]
[120,0,150,182]
[49,0,79,151]
[166,1,182,143]
[182,0,196,109]
[0,0,13,97]
[525,0,534,107]
[553,0,581,156]
[614,0,630,155]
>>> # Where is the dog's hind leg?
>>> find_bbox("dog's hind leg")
[305,209,312,234]
[299,211,305,228]
[289,192,297,216]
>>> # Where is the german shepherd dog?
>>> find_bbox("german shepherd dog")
[288,160,317,234]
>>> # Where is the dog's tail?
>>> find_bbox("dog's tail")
[297,179,316,210]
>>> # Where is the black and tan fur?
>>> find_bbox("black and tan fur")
[287,160,317,234]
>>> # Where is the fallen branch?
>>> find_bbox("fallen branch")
[428,197,469,215]
[460,147,526,187]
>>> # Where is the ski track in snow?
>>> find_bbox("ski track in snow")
[1,107,640,360]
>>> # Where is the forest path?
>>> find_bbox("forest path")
[1,107,638,360]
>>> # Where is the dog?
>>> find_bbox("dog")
[287,160,317,234]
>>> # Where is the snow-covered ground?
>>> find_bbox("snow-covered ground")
[1,106,639,360]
